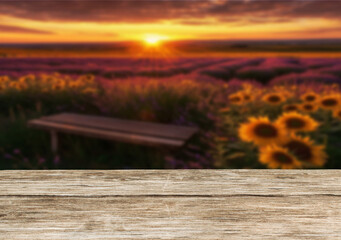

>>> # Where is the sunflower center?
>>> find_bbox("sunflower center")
[230,96,241,102]
[321,98,338,107]
[305,95,316,102]
[338,111,341,117]
[285,140,312,162]
[285,105,298,111]
[244,95,251,101]
[253,124,278,138]
[303,104,313,111]
[272,152,294,164]
[285,117,306,129]
[268,95,281,103]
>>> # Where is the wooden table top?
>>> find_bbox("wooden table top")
[1,170,340,239]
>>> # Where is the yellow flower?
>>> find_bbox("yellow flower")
[331,84,339,90]
[283,104,300,112]
[238,117,287,146]
[319,94,341,110]
[69,81,81,88]
[301,92,319,103]
[242,83,252,90]
[52,83,64,91]
[79,74,95,83]
[282,134,327,167]
[83,87,98,94]
[333,108,341,120]
[259,145,302,169]
[276,112,319,133]
[0,76,10,83]
[228,92,244,105]
[19,74,35,84]
[52,80,66,91]
[9,81,20,90]
[216,137,229,142]
[300,103,318,113]
[219,107,230,113]
[240,91,254,103]
[262,93,286,105]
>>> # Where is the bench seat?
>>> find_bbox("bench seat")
[28,113,198,151]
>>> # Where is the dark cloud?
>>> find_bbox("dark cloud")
[0,0,340,23]
[0,24,52,34]
[0,0,200,22]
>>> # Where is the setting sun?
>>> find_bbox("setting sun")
[143,34,167,46]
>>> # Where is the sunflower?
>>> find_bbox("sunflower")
[276,112,319,133]
[262,93,286,105]
[68,81,81,89]
[282,134,327,167]
[319,94,341,110]
[259,145,302,169]
[333,108,341,120]
[301,92,319,103]
[219,107,230,113]
[238,117,287,146]
[300,103,318,113]
[52,80,66,91]
[242,83,253,91]
[52,83,64,91]
[283,104,300,112]
[0,76,9,83]
[241,91,254,103]
[9,81,19,89]
[83,87,98,94]
[229,92,244,105]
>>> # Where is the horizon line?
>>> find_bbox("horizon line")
[1,38,341,45]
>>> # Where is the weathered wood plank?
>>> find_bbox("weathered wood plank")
[1,196,340,240]
[1,170,340,239]
[1,170,340,196]
[36,113,198,140]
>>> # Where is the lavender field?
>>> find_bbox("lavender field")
[1,57,341,169]
[2,57,341,83]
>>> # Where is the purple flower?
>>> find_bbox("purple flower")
[38,157,46,164]
[188,161,203,169]
[4,154,12,159]
[53,156,61,165]
[13,149,21,155]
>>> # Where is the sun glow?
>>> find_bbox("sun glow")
[143,34,167,46]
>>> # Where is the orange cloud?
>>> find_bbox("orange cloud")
[0,0,341,43]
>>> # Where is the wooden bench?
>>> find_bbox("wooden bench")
[28,113,198,153]
[1,170,340,239]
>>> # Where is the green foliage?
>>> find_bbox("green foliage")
[0,75,223,169]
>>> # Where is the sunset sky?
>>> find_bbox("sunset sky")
[1,0,341,43]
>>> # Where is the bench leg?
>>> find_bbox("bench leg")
[51,130,58,154]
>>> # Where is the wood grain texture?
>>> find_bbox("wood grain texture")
[1,170,340,239]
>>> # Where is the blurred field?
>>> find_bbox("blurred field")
[1,56,341,170]
[2,40,341,58]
